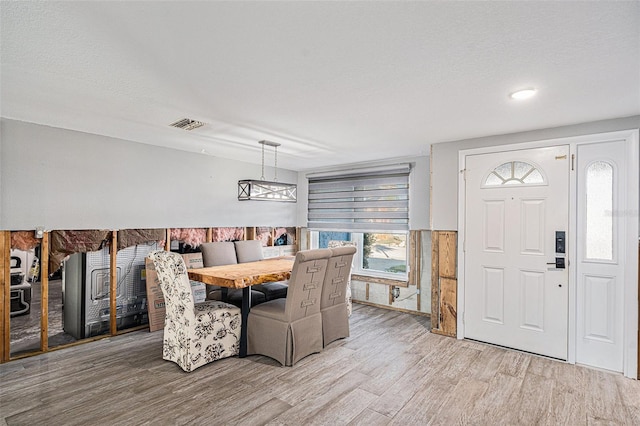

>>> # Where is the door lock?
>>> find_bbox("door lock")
[555,231,566,254]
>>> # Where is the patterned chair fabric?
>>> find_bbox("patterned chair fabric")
[320,246,357,347]
[148,250,241,372]
[248,249,331,366]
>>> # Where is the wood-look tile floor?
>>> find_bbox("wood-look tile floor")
[1,304,639,425]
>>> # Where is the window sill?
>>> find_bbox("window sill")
[351,274,409,288]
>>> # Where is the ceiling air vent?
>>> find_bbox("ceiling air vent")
[169,118,205,131]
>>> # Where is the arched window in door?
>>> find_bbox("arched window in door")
[483,161,546,187]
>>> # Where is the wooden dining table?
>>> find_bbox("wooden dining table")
[188,257,294,357]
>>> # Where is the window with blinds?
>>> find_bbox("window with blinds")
[307,164,410,231]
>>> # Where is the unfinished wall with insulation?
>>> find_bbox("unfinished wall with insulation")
[350,230,432,315]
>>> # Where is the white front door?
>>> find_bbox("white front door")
[575,140,628,372]
[464,145,570,359]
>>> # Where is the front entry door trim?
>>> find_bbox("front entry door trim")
[464,145,569,359]
[457,130,639,379]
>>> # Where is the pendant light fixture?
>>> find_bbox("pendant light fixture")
[238,140,297,202]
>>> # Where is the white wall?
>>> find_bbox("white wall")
[431,115,640,230]
[0,119,298,230]
[409,156,430,230]
[296,155,430,230]
[0,121,3,227]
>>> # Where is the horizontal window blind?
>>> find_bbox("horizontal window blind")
[307,164,410,231]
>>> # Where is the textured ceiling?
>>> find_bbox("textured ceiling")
[1,1,639,171]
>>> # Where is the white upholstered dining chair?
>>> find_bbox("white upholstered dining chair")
[148,250,241,372]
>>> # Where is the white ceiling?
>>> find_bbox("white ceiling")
[1,1,639,171]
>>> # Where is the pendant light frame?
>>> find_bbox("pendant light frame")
[238,140,297,202]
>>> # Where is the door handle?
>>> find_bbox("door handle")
[546,258,565,269]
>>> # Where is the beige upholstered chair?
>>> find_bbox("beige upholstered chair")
[248,249,332,366]
[201,241,238,267]
[327,240,356,316]
[200,241,235,301]
[201,241,266,306]
[321,246,356,347]
[235,240,289,301]
[233,240,264,263]
[147,251,241,372]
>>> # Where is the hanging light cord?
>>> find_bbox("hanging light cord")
[274,144,278,182]
[258,140,281,182]
[260,142,265,180]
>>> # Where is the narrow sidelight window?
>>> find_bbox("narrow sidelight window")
[585,161,614,260]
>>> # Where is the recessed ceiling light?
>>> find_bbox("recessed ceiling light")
[510,88,537,100]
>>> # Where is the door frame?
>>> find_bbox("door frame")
[457,130,639,379]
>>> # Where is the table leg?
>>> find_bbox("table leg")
[239,286,251,358]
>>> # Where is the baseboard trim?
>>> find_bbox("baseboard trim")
[353,300,431,318]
